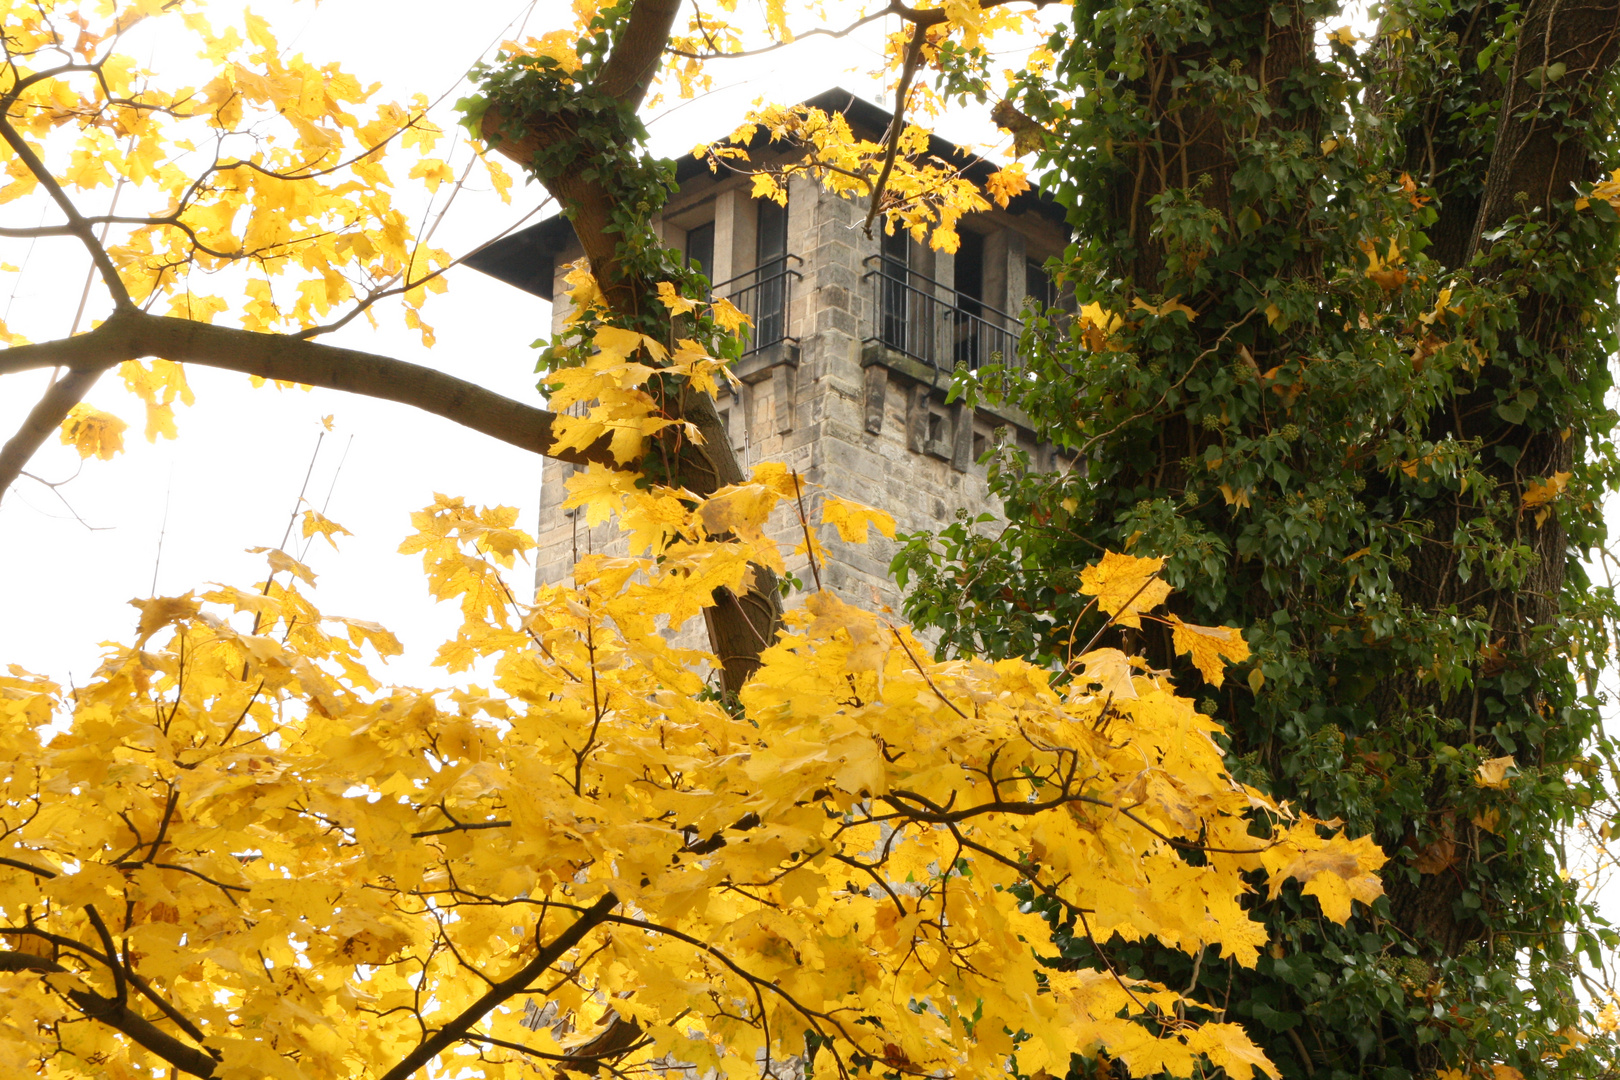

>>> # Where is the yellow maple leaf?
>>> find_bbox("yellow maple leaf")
[594,325,667,365]
[58,403,128,460]
[984,164,1030,207]
[698,483,780,543]
[1078,551,1171,628]
[563,259,606,323]
[656,280,700,317]
[750,172,787,205]
[1476,755,1516,789]
[1077,301,1124,352]
[1072,648,1138,701]
[711,297,752,335]
[820,497,896,544]
[562,463,637,527]
[1168,616,1251,688]
[251,546,318,587]
[1521,472,1571,527]
[1265,830,1387,924]
[1132,295,1198,321]
[129,593,201,644]
[301,509,353,551]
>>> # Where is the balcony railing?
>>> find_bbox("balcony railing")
[862,255,1023,374]
[713,255,803,357]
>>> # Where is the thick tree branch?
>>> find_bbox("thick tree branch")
[376,892,618,1080]
[0,309,619,500]
[480,0,787,694]
[6,894,618,1080]
[0,949,218,1077]
[597,0,684,105]
[1471,0,1620,252]
[0,368,100,502]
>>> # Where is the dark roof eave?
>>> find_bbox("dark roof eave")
[466,87,1067,302]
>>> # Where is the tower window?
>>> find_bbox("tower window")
[686,220,715,285]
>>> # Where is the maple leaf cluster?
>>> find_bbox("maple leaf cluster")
[0,0,500,371]
[0,291,1386,1080]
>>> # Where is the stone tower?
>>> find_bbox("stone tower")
[469,89,1070,619]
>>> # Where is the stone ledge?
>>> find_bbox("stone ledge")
[733,339,800,385]
[858,340,1037,435]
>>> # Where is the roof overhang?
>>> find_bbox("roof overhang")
[463,87,1066,302]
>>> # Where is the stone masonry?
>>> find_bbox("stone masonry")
[469,90,1071,628]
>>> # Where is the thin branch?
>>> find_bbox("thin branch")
[375,892,618,1080]
[0,854,56,878]
[0,113,132,307]
[665,7,892,59]
[16,468,108,529]
[791,470,822,591]
[11,945,220,1077]
[861,20,929,239]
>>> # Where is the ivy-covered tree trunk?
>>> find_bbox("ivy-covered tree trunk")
[465,0,783,695]
[901,0,1620,1075]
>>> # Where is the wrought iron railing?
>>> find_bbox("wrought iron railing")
[713,255,803,357]
[862,255,1023,374]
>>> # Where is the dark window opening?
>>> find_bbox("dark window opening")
[755,198,789,347]
[685,221,715,286]
[880,229,910,354]
[954,230,985,369]
[1026,257,1055,310]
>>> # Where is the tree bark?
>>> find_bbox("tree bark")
[0,309,618,501]
[479,0,784,693]
[1382,0,1620,948]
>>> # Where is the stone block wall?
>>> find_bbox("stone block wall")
[531,154,1064,638]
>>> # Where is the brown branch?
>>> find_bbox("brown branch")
[0,367,100,503]
[597,0,685,105]
[0,113,133,308]
[1,947,219,1077]
[0,855,56,878]
[863,20,930,239]
[666,6,892,59]
[376,892,618,1080]
[0,309,621,498]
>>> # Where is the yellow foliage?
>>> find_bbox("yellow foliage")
[1521,471,1572,527]
[57,403,127,460]
[1078,550,1172,628]
[821,495,897,542]
[0,8,1396,1080]
[1,313,1390,1080]
[695,103,1002,252]
[1168,615,1252,688]
[1477,755,1517,789]
[1133,295,1199,321]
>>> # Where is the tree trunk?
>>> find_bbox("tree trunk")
[478,0,783,694]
